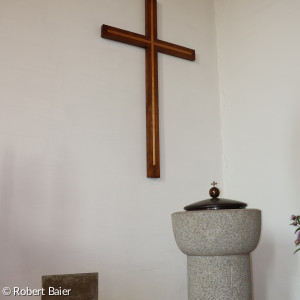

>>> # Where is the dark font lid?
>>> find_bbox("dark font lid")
[184,182,247,211]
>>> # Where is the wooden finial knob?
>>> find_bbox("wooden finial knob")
[209,182,220,198]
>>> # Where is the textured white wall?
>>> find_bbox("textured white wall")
[0,0,222,299]
[214,0,300,299]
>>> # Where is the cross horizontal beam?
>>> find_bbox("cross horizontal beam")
[102,25,195,61]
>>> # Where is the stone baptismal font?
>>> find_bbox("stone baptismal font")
[172,183,261,300]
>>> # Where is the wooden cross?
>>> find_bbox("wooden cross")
[101,0,195,178]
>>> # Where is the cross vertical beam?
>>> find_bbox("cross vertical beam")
[145,0,159,177]
[101,0,195,178]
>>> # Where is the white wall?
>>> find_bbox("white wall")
[214,0,300,299]
[0,0,222,299]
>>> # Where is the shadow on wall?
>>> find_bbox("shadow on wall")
[251,235,274,300]
[252,231,297,300]
[0,145,77,279]
[0,146,16,235]
[290,99,300,209]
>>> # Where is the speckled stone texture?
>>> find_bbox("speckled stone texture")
[188,255,251,300]
[172,209,261,256]
[172,209,261,300]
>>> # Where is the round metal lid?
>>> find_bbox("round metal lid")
[184,182,247,211]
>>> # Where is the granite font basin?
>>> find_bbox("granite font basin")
[172,209,261,256]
